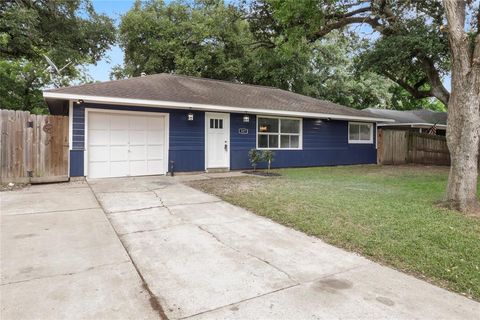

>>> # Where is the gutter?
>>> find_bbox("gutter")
[43,92,395,123]
[377,122,447,129]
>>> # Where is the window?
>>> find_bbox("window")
[348,122,373,144]
[257,117,301,149]
[209,118,223,129]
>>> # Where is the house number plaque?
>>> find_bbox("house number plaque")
[238,128,248,135]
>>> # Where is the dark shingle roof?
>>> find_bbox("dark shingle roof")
[364,108,447,125]
[45,73,389,121]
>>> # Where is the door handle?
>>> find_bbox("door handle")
[224,141,228,151]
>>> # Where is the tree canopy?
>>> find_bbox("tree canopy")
[252,0,451,106]
[114,0,441,110]
[0,0,115,113]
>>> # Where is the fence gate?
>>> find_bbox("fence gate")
[0,109,69,184]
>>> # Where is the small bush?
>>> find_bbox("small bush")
[261,150,275,172]
[248,149,262,172]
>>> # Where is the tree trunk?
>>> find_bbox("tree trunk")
[443,0,480,212]
[445,84,480,211]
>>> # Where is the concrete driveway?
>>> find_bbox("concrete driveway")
[0,181,160,319]
[1,175,479,320]
[87,175,478,320]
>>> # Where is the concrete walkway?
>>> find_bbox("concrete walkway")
[1,181,160,319]
[87,175,478,320]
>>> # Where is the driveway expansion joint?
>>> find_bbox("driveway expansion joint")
[0,260,131,287]
[196,224,299,285]
[178,282,301,320]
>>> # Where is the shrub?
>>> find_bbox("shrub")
[248,149,262,172]
[261,150,275,173]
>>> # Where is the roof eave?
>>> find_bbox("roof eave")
[377,122,447,129]
[43,92,395,123]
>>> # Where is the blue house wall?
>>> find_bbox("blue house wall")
[229,113,376,170]
[70,105,376,176]
[71,103,205,176]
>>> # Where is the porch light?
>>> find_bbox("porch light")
[187,112,194,121]
[243,114,250,123]
[76,99,84,105]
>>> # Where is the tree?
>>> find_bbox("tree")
[253,0,451,106]
[0,0,115,113]
[253,0,478,211]
[115,0,254,81]
[442,0,480,212]
[116,0,413,110]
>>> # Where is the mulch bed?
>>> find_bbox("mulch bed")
[242,170,281,177]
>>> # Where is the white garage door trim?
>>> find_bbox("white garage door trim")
[84,108,169,178]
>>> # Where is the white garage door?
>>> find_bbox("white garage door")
[87,112,167,178]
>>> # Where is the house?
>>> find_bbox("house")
[364,108,447,135]
[43,73,392,179]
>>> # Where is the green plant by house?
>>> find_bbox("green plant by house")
[248,149,262,172]
[262,150,275,173]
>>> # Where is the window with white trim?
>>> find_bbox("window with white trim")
[257,117,302,149]
[348,122,373,144]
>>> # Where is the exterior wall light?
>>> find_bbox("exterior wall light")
[187,112,194,121]
[76,99,84,104]
[243,114,250,123]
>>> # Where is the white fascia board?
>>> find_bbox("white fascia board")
[43,92,395,123]
[377,122,447,129]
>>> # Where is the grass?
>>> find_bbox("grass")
[188,165,480,301]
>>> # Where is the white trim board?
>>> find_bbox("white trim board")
[43,92,394,123]
[83,108,170,178]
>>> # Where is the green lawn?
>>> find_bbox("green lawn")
[188,165,480,300]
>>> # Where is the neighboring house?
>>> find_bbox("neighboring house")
[43,73,392,179]
[364,108,447,135]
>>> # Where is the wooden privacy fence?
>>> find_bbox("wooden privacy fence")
[378,129,450,166]
[0,109,69,184]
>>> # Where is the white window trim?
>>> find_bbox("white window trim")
[348,122,374,144]
[256,115,303,150]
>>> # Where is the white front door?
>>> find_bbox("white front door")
[205,112,230,169]
[87,111,167,178]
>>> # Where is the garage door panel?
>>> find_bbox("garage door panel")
[130,161,148,176]
[110,146,128,161]
[110,115,129,130]
[147,160,164,174]
[89,130,108,145]
[110,161,129,177]
[89,162,109,178]
[88,112,166,178]
[147,145,164,160]
[130,131,147,145]
[148,117,164,129]
[129,145,146,160]
[89,146,108,162]
[130,116,148,130]
[109,130,128,145]
[89,114,110,129]
[147,131,164,144]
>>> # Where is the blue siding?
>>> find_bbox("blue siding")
[230,113,376,170]
[70,103,205,176]
[69,104,376,176]
[70,150,84,177]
